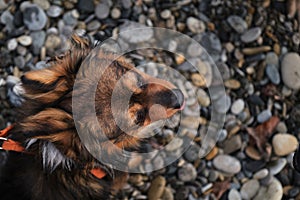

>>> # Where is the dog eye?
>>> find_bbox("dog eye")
[135,108,146,125]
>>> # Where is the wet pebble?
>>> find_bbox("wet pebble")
[266,64,280,84]
[281,53,300,90]
[7,38,18,51]
[240,179,260,199]
[227,15,248,33]
[268,158,287,175]
[187,17,205,33]
[257,109,272,123]
[213,154,241,174]
[21,2,48,31]
[178,163,197,182]
[241,27,262,43]
[272,133,298,156]
[231,99,245,115]
[47,5,63,18]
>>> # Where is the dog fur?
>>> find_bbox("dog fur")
[0,34,183,200]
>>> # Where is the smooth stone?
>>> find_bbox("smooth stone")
[200,32,222,57]
[33,0,50,10]
[7,38,18,51]
[228,188,241,200]
[0,0,8,10]
[227,15,248,33]
[191,73,206,87]
[266,64,280,84]
[281,53,300,90]
[120,21,154,43]
[272,133,298,156]
[160,9,171,19]
[95,2,110,19]
[253,169,269,179]
[241,27,262,43]
[240,179,260,199]
[45,34,61,50]
[111,7,121,19]
[214,94,231,113]
[178,163,197,182]
[265,52,279,67]
[0,10,14,32]
[257,109,272,123]
[17,35,32,46]
[197,88,210,107]
[148,176,166,200]
[47,5,63,18]
[63,10,78,26]
[87,20,101,31]
[268,158,287,175]
[253,178,283,200]
[276,122,288,133]
[217,129,228,142]
[180,116,200,129]
[231,99,245,115]
[187,17,205,33]
[187,42,202,57]
[14,56,25,69]
[223,134,242,154]
[224,79,241,89]
[184,144,201,162]
[162,187,174,200]
[213,155,241,174]
[21,2,47,31]
[30,30,46,55]
[77,0,94,13]
[165,138,183,151]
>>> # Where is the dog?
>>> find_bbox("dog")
[0,34,185,200]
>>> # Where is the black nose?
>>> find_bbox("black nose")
[170,89,185,109]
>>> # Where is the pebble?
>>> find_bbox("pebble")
[228,188,241,200]
[197,88,210,107]
[257,109,272,123]
[87,20,101,31]
[253,178,283,200]
[7,38,18,51]
[276,121,287,133]
[281,53,300,89]
[45,34,62,50]
[227,15,248,33]
[119,21,154,43]
[33,0,50,10]
[272,133,298,156]
[223,134,242,154]
[17,35,32,46]
[214,94,231,113]
[268,158,287,175]
[95,2,110,19]
[178,163,197,182]
[148,176,166,200]
[30,31,46,55]
[111,7,121,19]
[224,79,241,89]
[240,179,260,199]
[266,64,280,85]
[186,17,205,33]
[191,73,206,87]
[213,154,241,174]
[0,0,8,10]
[231,99,245,115]
[254,169,269,179]
[187,43,202,57]
[241,27,262,43]
[21,2,48,31]
[77,0,94,14]
[162,187,174,200]
[47,5,63,18]
[265,52,279,67]
[160,9,171,19]
[184,144,201,162]
[165,138,183,152]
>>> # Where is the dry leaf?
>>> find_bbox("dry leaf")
[246,116,280,160]
[212,179,231,199]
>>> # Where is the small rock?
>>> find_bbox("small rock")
[253,178,283,200]
[197,88,210,107]
[187,17,205,33]
[257,109,272,123]
[268,158,287,175]
[213,154,241,174]
[162,187,174,200]
[281,53,300,90]
[17,35,32,46]
[77,0,94,14]
[178,163,197,182]
[187,43,202,57]
[184,144,201,162]
[165,138,183,151]
[47,5,63,18]
[160,9,171,19]
[63,10,78,26]
[120,21,154,43]
[45,34,62,50]
[266,64,280,84]
[0,0,8,11]
[33,0,50,10]
[224,79,241,89]
[21,2,47,31]
[148,176,166,200]
[1,10,14,32]
[30,30,46,55]
[240,179,260,199]
[87,20,101,31]
[272,133,298,156]
[205,146,218,160]
[265,52,279,67]
[276,121,287,133]
[7,38,18,51]
[223,134,242,154]
[241,27,262,43]
[227,15,248,33]
[95,2,110,19]
[214,94,231,113]
[111,7,121,19]
[191,73,206,87]
[231,99,245,115]
[228,188,241,200]
[253,169,269,179]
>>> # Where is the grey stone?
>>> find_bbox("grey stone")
[281,53,300,90]
[253,178,283,200]
[21,2,47,31]
[95,2,110,19]
[228,189,241,200]
[240,179,260,199]
[214,94,231,113]
[187,17,205,33]
[241,27,262,43]
[30,30,46,55]
[227,15,248,33]
[257,109,272,123]
[268,158,287,175]
[231,99,245,115]
[266,64,280,85]
[178,163,197,182]
[213,154,241,174]
[119,21,154,43]
[47,5,63,18]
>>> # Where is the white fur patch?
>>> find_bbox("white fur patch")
[42,141,74,172]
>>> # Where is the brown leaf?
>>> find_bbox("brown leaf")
[246,116,280,160]
[212,179,231,199]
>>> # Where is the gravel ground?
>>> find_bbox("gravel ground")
[1,0,300,199]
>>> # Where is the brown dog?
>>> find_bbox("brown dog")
[0,34,184,199]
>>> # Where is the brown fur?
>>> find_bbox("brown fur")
[0,34,183,200]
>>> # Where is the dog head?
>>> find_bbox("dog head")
[18,34,184,171]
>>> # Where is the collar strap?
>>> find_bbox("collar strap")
[0,125,107,179]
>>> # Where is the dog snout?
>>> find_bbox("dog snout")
[170,89,185,110]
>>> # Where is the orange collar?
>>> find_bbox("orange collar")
[0,125,106,179]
